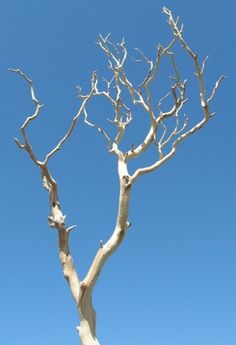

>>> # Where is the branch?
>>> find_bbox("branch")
[44,71,98,164]
[83,65,134,153]
[162,6,225,115]
[10,68,82,303]
[97,35,148,109]
[84,107,112,149]
[78,154,132,304]
[95,35,177,161]
[9,68,44,166]
[126,78,188,161]
[129,8,224,182]
[207,75,226,103]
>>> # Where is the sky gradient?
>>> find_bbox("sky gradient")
[0,1,235,345]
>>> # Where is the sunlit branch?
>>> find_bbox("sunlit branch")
[200,55,209,75]
[97,34,148,110]
[162,6,225,115]
[84,108,112,148]
[43,79,97,164]
[93,11,223,186]
[128,7,224,182]
[134,47,153,89]
[9,68,85,303]
[207,75,225,103]
[8,68,43,166]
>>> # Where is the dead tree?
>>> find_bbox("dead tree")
[10,7,223,345]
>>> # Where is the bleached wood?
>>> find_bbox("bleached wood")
[10,7,223,345]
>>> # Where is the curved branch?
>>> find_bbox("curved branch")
[44,72,97,164]
[10,68,82,305]
[130,115,206,182]
[9,68,43,166]
[129,8,224,182]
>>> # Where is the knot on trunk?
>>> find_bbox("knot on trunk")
[122,175,131,189]
[48,203,66,228]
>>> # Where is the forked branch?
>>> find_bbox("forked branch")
[129,7,224,181]
[9,67,95,311]
[85,8,224,183]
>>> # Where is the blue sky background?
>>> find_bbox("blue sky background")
[0,1,235,345]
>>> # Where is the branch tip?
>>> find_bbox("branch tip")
[14,137,25,149]
[207,75,225,103]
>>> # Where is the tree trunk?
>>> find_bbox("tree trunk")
[76,156,132,344]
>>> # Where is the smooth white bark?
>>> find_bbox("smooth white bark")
[75,153,132,344]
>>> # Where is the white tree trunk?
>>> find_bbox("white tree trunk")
[74,155,132,344]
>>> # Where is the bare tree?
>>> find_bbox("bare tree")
[9,7,223,345]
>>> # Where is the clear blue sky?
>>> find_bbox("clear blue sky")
[0,1,235,345]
